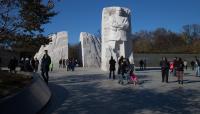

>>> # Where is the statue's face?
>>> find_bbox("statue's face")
[115,9,122,16]
[105,8,130,42]
[115,8,127,17]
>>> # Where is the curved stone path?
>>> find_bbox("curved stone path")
[38,68,200,114]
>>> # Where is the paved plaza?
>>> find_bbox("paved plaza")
[39,68,200,114]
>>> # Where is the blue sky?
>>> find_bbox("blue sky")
[43,0,200,44]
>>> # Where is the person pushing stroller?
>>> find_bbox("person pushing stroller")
[118,58,130,84]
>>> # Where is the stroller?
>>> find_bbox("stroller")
[118,62,134,85]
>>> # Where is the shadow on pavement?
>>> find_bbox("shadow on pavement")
[51,83,200,114]
[39,72,200,114]
[169,79,200,84]
[49,74,106,84]
[135,67,161,71]
[37,84,69,114]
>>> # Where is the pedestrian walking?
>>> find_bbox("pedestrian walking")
[121,58,128,76]
[35,58,39,72]
[66,59,69,71]
[109,56,116,79]
[19,57,25,71]
[160,57,170,83]
[139,59,144,70]
[71,58,75,71]
[63,59,66,68]
[169,61,174,75]
[177,57,184,84]
[25,57,31,71]
[191,60,195,70]
[59,59,62,68]
[118,56,124,74]
[173,57,178,76]
[183,60,188,70]
[8,57,18,74]
[41,50,51,84]
[195,56,200,77]
[30,58,35,72]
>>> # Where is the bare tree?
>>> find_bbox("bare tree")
[0,0,21,36]
[182,24,200,44]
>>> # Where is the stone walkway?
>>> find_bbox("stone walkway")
[38,68,200,114]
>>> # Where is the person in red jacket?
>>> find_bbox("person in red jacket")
[170,61,174,74]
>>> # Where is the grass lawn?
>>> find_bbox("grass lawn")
[0,70,33,99]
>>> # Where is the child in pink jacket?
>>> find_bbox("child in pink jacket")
[130,70,138,86]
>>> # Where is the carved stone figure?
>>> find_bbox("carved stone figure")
[34,31,68,70]
[80,32,101,67]
[101,7,134,71]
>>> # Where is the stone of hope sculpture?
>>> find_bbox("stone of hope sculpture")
[101,7,134,71]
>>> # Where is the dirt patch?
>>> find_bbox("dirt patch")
[0,71,33,99]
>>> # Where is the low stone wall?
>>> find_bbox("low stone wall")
[0,73,51,114]
[134,53,200,67]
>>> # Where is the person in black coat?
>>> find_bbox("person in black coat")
[30,58,35,72]
[59,59,62,68]
[191,61,195,70]
[161,57,170,83]
[118,56,124,74]
[41,50,51,84]
[177,57,184,84]
[35,58,39,72]
[8,57,18,74]
[121,58,128,76]
[109,56,116,79]
[139,59,144,70]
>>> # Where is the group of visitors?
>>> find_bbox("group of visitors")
[19,57,39,72]
[174,57,200,77]
[109,56,130,80]
[59,58,78,71]
[160,57,184,84]
[160,56,200,84]
[108,55,200,86]
[118,56,130,76]
[109,56,138,86]
[8,56,39,73]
